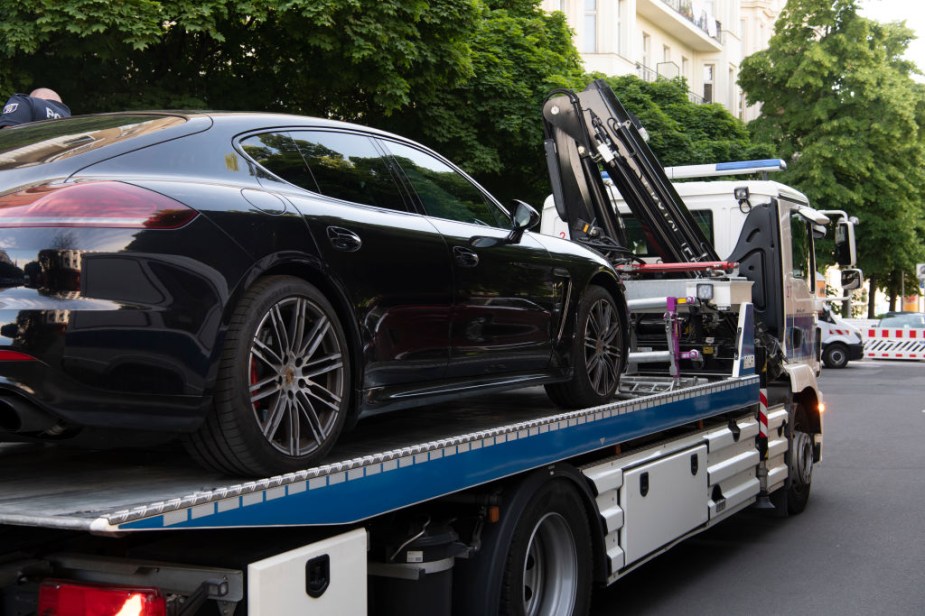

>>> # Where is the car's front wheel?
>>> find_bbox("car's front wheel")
[545,285,625,408]
[186,276,351,476]
[822,342,849,369]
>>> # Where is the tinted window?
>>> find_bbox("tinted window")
[241,131,407,212]
[0,115,187,170]
[623,210,713,257]
[241,132,317,190]
[291,131,406,211]
[385,141,509,228]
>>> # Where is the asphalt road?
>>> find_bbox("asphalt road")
[590,359,925,616]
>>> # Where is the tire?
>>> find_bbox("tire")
[822,343,849,369]
[499,480,593,616]
[545,285,625,408]
[771,400,813,515]
[186,276,351,476]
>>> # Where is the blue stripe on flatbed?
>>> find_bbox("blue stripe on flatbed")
[114,376,759,530]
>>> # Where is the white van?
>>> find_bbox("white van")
[818,305,864,368]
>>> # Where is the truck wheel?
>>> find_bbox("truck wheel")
[771,400,813,515]
[500,480,592,616]
[546,285,624,408]
[186,276,351,476]
[822,343,849,369]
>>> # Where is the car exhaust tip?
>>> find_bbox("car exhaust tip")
[0,395,60,434]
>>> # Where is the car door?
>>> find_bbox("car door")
[380,139,558,378]
[239,130,452,388]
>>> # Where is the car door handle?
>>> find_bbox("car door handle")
[326,226,362,252]
[453,246,479,268]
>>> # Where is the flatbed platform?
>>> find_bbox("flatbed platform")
[0,376,758,534]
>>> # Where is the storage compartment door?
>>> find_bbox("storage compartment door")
[622,445,708,565]
[248,528,367,615]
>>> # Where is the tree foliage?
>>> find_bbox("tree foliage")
[594,75,774,167]
[1,1,771,214]
[0,0,477,114]
[739,0,925,314]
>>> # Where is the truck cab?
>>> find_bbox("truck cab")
[543,178,831,378]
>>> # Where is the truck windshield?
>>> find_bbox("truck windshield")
[623,210,714,257]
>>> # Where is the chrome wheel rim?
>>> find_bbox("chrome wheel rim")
[584,297,622,396]
[248,296,345,457]
[523,512,579,616]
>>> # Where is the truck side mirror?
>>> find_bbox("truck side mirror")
[834,219,857,267]
[841,268,863,291]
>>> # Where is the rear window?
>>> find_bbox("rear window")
[623,210,714,258]
[0,115,187,170]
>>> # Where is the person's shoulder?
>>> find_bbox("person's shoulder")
[0,93,34,127]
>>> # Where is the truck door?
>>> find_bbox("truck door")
[781,201,819,365]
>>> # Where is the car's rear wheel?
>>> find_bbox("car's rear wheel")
[545,285,624,408]
[186,276,351,476]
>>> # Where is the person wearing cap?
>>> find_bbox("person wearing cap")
[0,88,71,128]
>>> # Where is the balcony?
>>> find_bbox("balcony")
[636,62,707,104]
[637,0,723,52]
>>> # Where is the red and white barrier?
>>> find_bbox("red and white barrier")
[865,328,925,360]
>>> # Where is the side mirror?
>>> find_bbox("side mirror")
[812,223,826,240]
[511,200,540,233]
[834,219,857,267]
[469,200,539,249]
[841,268,863,291]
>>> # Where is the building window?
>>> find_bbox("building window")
[729,67,736,111]
[682,56,690,79]
[642,32,651,69]
[582,0,597,53]
[703,64,714,103]
[663,45,671,62]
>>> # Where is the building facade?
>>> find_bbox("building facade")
[541,0,784,121]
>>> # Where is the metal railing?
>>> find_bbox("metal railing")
[659,0,722,42]
[635,62,706,104]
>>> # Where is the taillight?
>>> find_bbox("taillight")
[0,350,36,361]
[38,580,167,616]
[0,182,198,229]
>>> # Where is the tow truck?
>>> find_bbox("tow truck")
[0,81,858,615]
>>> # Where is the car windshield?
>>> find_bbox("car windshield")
[0,115,187,170]
[879,313,925,328]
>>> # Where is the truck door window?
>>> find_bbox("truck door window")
[384,141,510,228]
[790,213,810,281]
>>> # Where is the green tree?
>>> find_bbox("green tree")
[373,0,585,206]
[0,0,579,206]
[739,0,925,316]
[0,0,477,115]
[593,74,774,167]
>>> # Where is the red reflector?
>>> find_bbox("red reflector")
[38,580,167,616]
[0,350,35,361]
[0,182,198,229]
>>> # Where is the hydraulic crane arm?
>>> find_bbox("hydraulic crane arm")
[543,80,720,270]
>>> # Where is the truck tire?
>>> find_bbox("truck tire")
[771,400,813,515]
[499,479,593,616]
[185,276,351,476]
[822,343,849,369]
[546,285,625,408]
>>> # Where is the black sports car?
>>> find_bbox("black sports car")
[0,112,626,475]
